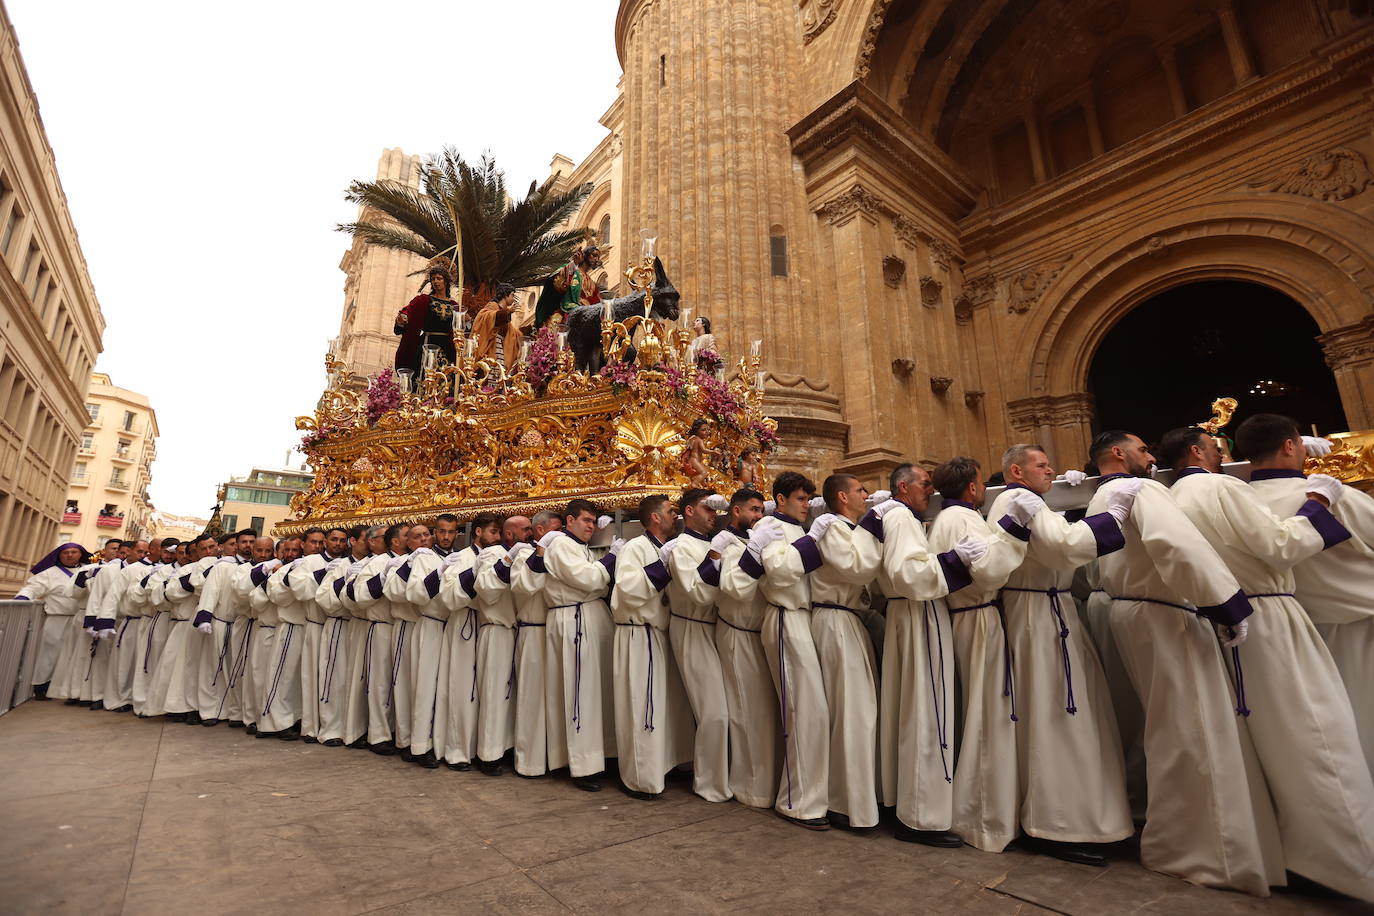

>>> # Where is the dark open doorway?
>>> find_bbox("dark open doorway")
[1088,280,1347,454]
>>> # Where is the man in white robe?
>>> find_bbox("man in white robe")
[312,542,354,747]
[802,475,884,830]
[471,516,532,774]
[712,489,781,808]
[612,495,695,797]
[349,524,407,753]
[52,556,105,702]
[988,445,1136,865]
[339,528,379,747]
[437,514,503,769]
[94,540,152,713]
[12,542,89,697]
[1163,419,1374,902]
[382,525,423,758]
[509,510,560,776]
[402,525,454,768]
[229,537,274,731]
[287,527,347,743]
[148,535,217,720]
[261,532,317,740]
[853,463,981,846]
[189,537,246,726]
[79,545,129,707]
[540,499,620,790]
[1086,429,1284,896]
[666,489,732,803]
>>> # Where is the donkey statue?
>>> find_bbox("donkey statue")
[565,257,681,374]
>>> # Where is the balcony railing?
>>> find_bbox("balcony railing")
[110,449,133,464]
[95,515,123,529]
[106,477,129,492]
[62,511,81,524]
[77,446,95,457]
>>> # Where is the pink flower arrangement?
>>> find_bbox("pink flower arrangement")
[525,327,559,393]
[749,420,779,453]
[599,360,640,392]
[366,369,402,425]
[662,364,688,398]
[300,423,342,450]
[696,370,743,428]
[694,348,724,375]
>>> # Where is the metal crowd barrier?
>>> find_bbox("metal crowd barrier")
[0,599,44,715]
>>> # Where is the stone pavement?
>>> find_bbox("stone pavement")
[1,702,1368,916]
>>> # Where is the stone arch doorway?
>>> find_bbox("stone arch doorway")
[1087,280,1348,450]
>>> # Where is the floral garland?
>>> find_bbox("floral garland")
[694,347,724,375]
[749,419,778,453]
[695,370,743,430]
[525,326,559,393]
[598,360,640,393]
[366,369,401,426]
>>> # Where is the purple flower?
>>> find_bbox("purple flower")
[695,348,724,374]
[599,360,639,391]
[526,327,560,393]
[367,369,402,425]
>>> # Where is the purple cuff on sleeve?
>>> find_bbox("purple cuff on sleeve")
[83,615,96,629]
[366,574,384,600]
[527,554,547,574]
[179,573,195,591]
[1297,499,1352,550]
[697,556,720,588]
[1197,589,1252,626]
[738,548,764,580]
[997,516,1031,542]
[792,536,823,573]
[598,553,618,575]
[1083,512,1126,557]
[313,566,329,584]
[644,559,671,592]
[937,550,972,593]
[13,595,28,600]
[249,567,269,588]
[458,566,478,599]
[192,610,213,628]
[91,617,114,632]
[333,577,346,596]
[397,562,412,582]
[346,580,356,601]
[495,560,512,584]
[423,569,441,599]
[283,571,292,588]
[858,509,884,542]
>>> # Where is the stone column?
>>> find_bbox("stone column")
[1318,315,1374,431]
[1006,393,1097,470]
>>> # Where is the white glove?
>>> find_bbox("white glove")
[1302,436,1333,457]
[441,551,467,568]
[609,537,625,556]
[84,627,99,638]
[1002,489,1046,528]
[659,538,678,566]
[871,498,906,519]
[1061,469,1087,486]
[866,489,891,506]
[597,515,613,530]
[347,560,368,575]
[807,495,826,513]
[196,622,213,634]
[762,500,776,515]
[746,521,784,560]
[96,627,114,640]
[710,529,736,554]
[409,547,435,560]
[1217,619,1248,648]
[262,558,283,573]
[506,542,535,563]
[809,513,840,542]
[327,557,349,570]
[385,554,408,572]
[1305,473,1345,506]
[1105,477,1143,524]
[952,535,988,567]
[704,493,727,511]
[537,530,564,549]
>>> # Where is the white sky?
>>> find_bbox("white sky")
[9,0,622,518]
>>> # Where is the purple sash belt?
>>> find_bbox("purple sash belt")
[948,599,1017,723]
[1110,594,1251,717]
[550,603,587,732]
[1003,585,1078,715]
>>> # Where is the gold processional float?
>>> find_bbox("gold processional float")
[1196,396,1374,490]
[280,246,779,534]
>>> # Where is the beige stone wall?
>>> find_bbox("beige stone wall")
[61,372,157,550]
[217,467,313,539]
[0,3,105,592]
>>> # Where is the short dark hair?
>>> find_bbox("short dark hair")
[678,487,714,513]
[302,527,325,539]
[471,512,501,531]
[772,470,815,501]
[235,528,258,539]
[565,498,599,522]
[347,524,367,539]
[105,538,123,547]
[698,316,712,334]
[161,538,180,549]
[325,527,348,538]
[493,282,517,300]
[383,523,407,547]
[932,457,981,502]
[637,494,669,526]
[435,513,458,526]
[889,463,918,494]
[1089,430,1134,466]
[822,474,857,512]
[729,487,763,510]
[1235,413,1302,462]
[217,533,236,545]
[1156,427,1210,471]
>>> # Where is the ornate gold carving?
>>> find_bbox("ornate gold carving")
[800,0,837,43]
[1196,397,1239,435]
[1248,147,1373,202]
[919,275,942,308]
[1305,430,1374,493]
[1007,255,1073,315]
[883,255,906,288]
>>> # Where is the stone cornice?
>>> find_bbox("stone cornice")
[960,26,1374,251]
[1007,393,1096,431]
[1319,315,1374,371]
[788,82,980,223]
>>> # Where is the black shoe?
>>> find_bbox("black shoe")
[64,698,80,706]
[88,702,104,711]
[33,683,51,700]
[303,735,318,744]
[415,750,439,769]
[894,823,962,847]
[475,757,504,776]
[245,723,258,735]
[369,742,396,756]
[78,700,93,708]
[828,812,872,832]
[166,711,186,722]
[1021,836,1106,867]
[573,774,603,792]
[111,704,133,713]
[255,729,277,739]
[200,718,220,727]
[185,711,202,725]
[227,720,245,729]
[346,736,368,749]
[778,812,831,830]
[399,747,414,762]
[277,726,300,742]
[323,738,344,747]
[446,760,471,771]
[619,783,660,801]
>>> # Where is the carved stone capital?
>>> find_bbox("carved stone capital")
[1248,147,1373,202]
[1007,255,1073,315]
[816,184,891,226]
[1318,315,1374,370]
[1007,393,1096,432]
